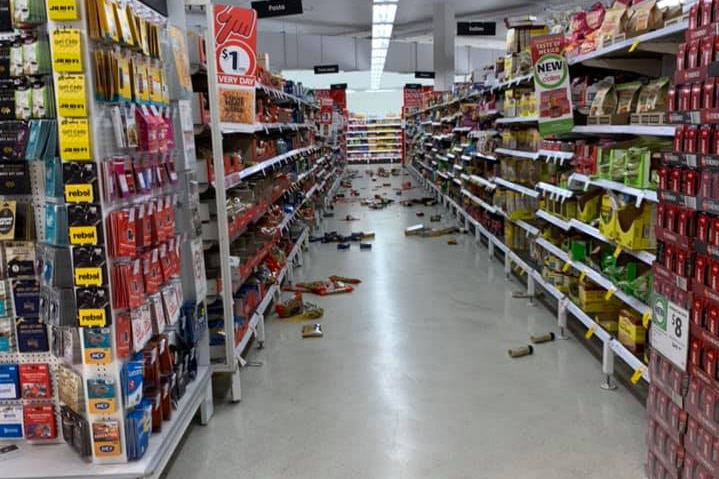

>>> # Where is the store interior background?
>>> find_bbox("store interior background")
[227,0,599,115]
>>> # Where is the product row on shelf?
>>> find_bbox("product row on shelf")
[345,117,403,164]
[0,0,339,477]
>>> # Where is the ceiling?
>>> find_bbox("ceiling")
[224,0,573,45]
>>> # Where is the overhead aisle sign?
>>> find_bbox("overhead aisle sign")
[531,34,573,136]
[213,4,257,124]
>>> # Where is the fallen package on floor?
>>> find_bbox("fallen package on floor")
[405,225,460,237]
[276,293,324,321]
[302,324,323,338]
[284,277,358,295]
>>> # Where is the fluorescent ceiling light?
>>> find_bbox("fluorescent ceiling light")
[372,38,389,50]
[370,0,397,94]
[372,23,393,39]
[372,3,397,23]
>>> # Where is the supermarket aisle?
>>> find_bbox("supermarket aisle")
[165,166,646,479]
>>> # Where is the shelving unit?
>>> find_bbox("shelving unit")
[346,117,403,164]
[185,1,337,404]
[401,11,690,392]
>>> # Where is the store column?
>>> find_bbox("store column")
[432,2,455,91]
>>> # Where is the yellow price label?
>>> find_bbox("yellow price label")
[643,311,652,329]
[69,225,98,245]
[56,74,87,117]
[78,308,107,327]
[631,367,645,385]
[629,39,641,53]
[562,261,572,273]
[59,118,92,161]
[64,183,93,203]
[613,246,622,258]
[604,287,616,301]
[48,0,78,21]
[51,29,83,73]
[74,267,103,287]
[585,326,596,339]
[579,270,588,282]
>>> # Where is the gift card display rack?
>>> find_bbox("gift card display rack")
[2,0,214,477]
[185,1,334,403]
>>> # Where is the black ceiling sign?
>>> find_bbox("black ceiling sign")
[457,21,497,36]
[405,84,422,89]
[314,65,339,74]
[251,0,303,19]
[137,0,167,16]
[330,83,347,90]
[414,71,435,79]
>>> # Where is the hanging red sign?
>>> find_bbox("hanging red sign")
[213,5,257,87]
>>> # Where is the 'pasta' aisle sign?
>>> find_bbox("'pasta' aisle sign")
[531,34,574,136]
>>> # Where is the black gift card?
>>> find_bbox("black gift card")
[0,1,10,33]
[72,246,107,288]
[12,279,39,317]
[75,287,110,328]
[63,162,98,204]
[4,241,35,278]
[67,204,103,246]
[0,121,27,159]
[15,317,48,353]
[0,162,29,194]
[0,84,14,120]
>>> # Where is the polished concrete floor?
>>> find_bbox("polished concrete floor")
[165,167,647,478]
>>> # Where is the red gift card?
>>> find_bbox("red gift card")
[19,364,50,400]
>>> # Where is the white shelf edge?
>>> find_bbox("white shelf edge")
[495,148,538,160]
[494,178,539,198]
[496,115,539,125]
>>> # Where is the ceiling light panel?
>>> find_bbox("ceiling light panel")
[372,38,389,50]
[372,3,397,23]
[372,23,393,39]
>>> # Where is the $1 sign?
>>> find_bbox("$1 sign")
[219,46,251,75]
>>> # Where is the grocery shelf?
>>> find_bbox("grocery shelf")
[571,124,675,137]
[346,142,401,147]
[234,146,318,183]
[474,152,498,161]
[568,20,688,65]
[537,149,574,162]
[410,167,649,382]
[536,209,572,231]
[568,219,656,265]
[496,115,539,125]
[535,238,651,316]
[494,178,540,198]
[569,173,658,203]
[514,220,540,237]
[495,148,539,160]
[537,182,574,200]
[1,366,212,479]
[461,188,497,214]
[256,83,318,109]
[220,122,316,134]
[467,174,496,190]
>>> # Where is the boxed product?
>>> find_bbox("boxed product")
[616,201,656,251]
[618,309,646,354]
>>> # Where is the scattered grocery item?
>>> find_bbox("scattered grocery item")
[447,238,458,245]
[328,276,362,284]
[275,293,324,322]
[508,345,534,358]
[416,212,425,217]
[302,324,323,338]
[360,243,372,250]
[430,215,441,222]
[284,277,358,296]
[337,243,350,250]
[530,333,556,344]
